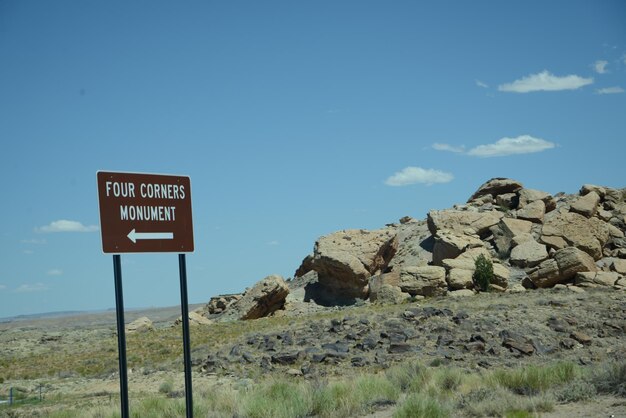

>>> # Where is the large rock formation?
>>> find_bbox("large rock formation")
[213,177,625,318]
[295,228,397,302]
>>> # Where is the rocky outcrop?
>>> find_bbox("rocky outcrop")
[126,316,154,333]
[295,228,398,301]
[267,177,625,313]
[221,275,290,320]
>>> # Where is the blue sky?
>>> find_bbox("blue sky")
[1,1,625,318]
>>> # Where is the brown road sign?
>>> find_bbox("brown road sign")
[97,171,194,253]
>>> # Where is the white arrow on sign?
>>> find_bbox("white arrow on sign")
[127,229,174,243]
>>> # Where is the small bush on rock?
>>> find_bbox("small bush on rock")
[473,254,493,292]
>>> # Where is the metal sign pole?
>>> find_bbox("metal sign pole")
[178,254,193,418]
[113,254,130,418]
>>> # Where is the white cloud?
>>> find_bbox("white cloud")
[596,86,624,95]
[467,135,556,158]
[37,220,99,233]
[267,240,279,246]
[0,284,6,291]
[593,60,608,74]
[385,167,454,187]
[498,70,593,93]
[47,269,63,276]
[23,250,34,255]
[475,80,489,88]
[432,143,465,153]
[15,282,48,293]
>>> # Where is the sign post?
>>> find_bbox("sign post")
[97,171,195,418]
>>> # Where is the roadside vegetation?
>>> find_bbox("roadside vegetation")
[2,297,625,417]
[3,358,625,417]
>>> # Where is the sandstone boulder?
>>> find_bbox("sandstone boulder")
[225,275,290,320]
[580,184,606,199]
[174,311,213,326]
[492,263,510,288]
[510,240,549,268]
[604,188,625,206]
[529,247,597,288]
[570,191,601,218]
[448,268,474,290]
[612,259,626,275]
[540,211,610,260]
[467,178,523,202]
[369,272,406,304]
[496,193,519,209]
[518,188,556,212]
[432,232,484,265]
[386,220,432,272]
[206,294,243,314]
[449,289,475,297]
[295,228,397,300]
[399,266,447,296]
[490,217,534,256]
[574,272,620,287]
[126,316,154,333]
[516,200,545,223]
[427,209,503,237]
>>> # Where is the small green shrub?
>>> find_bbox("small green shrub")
[311,381,358,417]
[590,360,626,396]
[354,375,399,408]
[385,362,428,392]
[158,379,174,395]
[472,254,493,292]
[492,362,577,396]
[393,393,449,418]
[243,380,313,418]
[435,367,463,392]
[554,379,596,402]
